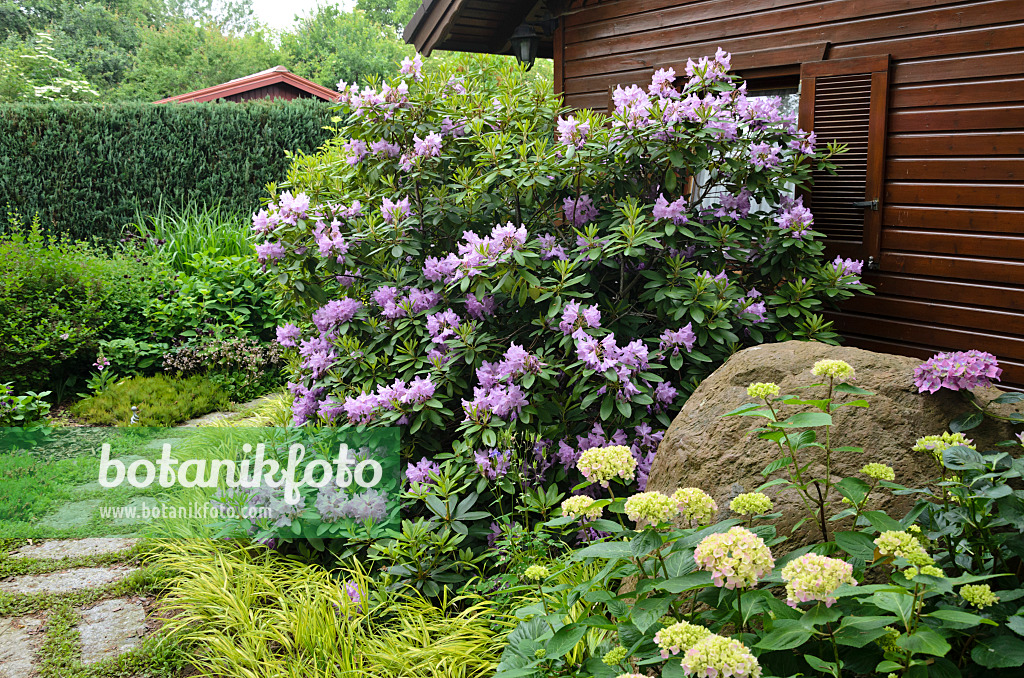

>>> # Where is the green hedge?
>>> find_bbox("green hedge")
[0,98,335,239]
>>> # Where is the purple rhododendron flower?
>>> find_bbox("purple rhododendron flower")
[370,139,401,157]
[312,298,362,332]
[464,294,496,320]
[653,193,688,224]
[382,196,411,224]
[400,54,423,80]
[413,132,442,158]
[559,301,601,335]
[914,350,1002,394]
[832,256,864,279]
[276,324,301,347]
[557,115,591,148]
[659,324,696,355]
[406,457,440,484]
[776,196,813,239]
[563,195,599,227]
[255,241,286,263]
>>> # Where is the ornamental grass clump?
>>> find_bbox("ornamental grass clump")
[257,49,866,468]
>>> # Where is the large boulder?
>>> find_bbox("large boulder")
[646,340,1022,548]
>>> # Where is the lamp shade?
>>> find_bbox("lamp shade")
[509,23,539,70]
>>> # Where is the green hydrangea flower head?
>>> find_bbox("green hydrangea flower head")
[781,553,857,607]
[874,530,934,568]
[811,359,855,381]
[625,491,677,524]
[960,584,1000,608]
[913,432,974,463]
[695,526,774,589]
[602,647,628,666]
[577,445,636,487]
[729,492,773,516]
[681,635,762,678]
[654,620,712,658]
[561,494,602,520]
[746,382,780,400]
[860,463,895,482]
[523,565,550,581]
[673,487,718,524]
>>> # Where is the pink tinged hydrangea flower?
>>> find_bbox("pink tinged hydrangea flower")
[653,193,689,224]
[255,241,286,263]
[381,196,411,224]
[413,132,442,158]
[563,195,599,227]
[914,350,1001,393]
[576,445,637,488]
[399,53,423,80]
[659,324,696,355]
[694,526,775,589]
[406,457,439,484]
[276,324,301,348]
[312,298,362,332]
[681,635,761,678]
[556,115,590,148]
[781,553,857,608]
[655,621,712,659]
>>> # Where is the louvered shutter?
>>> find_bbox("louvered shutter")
[799,55,890,265]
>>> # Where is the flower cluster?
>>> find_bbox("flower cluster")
[681,634,762,678]
[729,492,773,516]
[422,222,528,284]
[557,115,591,148]
[624,491,678,524]
[577,445,637,487]
[673,487,718,525]
[694,526,775,589]
[406,457,440,484]
[575,332,660,403]
[562,495,602,521]
[462,343,540,423]
[960,584,1000,609]
[811,359,855,381]
[913,432,974,463]
[559,301,601,335]
[341,376,437,425]
[746,382,779,400]
[655,620,712,658]
[860,462,895,482]
[914,349,1002,393]
[659,324,696,355]
[874,530,943,578]
[314,487,387,523]
[523,565,549,581]
[781,553,857,607]
[475,448,512,480]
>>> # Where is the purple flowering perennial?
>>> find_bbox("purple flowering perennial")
[914,350,1002,394]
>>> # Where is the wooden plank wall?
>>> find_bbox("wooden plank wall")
[558,0,1024,383]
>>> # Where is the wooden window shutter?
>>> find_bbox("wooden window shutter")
[799,55,889,266]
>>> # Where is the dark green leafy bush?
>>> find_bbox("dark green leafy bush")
[69,374,230,426]
[0,382,51,426]
[0,98,334,240]
[0,216,168,393]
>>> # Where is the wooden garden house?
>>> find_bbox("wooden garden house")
[405,0,1024,383]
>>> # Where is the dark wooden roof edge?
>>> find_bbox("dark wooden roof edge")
[154,66,341,104]
[404,0,544,57]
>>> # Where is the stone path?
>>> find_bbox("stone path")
[0,539,150,676]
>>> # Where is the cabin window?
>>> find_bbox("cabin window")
[798,56,890,266]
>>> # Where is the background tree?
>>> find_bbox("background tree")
[0,32,99,101]
[280,5,410,90]
[355,0,419,34]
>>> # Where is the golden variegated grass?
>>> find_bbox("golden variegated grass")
[148,539,510,678]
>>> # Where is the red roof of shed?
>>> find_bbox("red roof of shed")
[154,66,341,104]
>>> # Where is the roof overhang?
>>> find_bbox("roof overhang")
[154,66,341,104]
[403,0,553,58]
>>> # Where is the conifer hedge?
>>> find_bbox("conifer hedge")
[0,98,335,239]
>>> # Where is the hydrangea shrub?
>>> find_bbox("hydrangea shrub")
[255,51,868,469]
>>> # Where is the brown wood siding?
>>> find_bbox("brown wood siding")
[558,0,1024,384]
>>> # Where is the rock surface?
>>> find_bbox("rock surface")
[10,538,138,560]
[0,616,45,678]
[646,341,1023,548]
[77,598,148,664]
[0,566,138,595]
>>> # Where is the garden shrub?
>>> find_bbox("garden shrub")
[0,98,334,240]
[0,215,168,394]
[259,52,868,471]
[69,373,230,425]
[0,382,51,426]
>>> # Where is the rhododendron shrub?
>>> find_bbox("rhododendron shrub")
[255,52,867,465]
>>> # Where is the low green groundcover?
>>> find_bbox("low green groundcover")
[69,374,229,426]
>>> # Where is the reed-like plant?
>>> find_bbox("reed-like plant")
[131,202,254,273]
